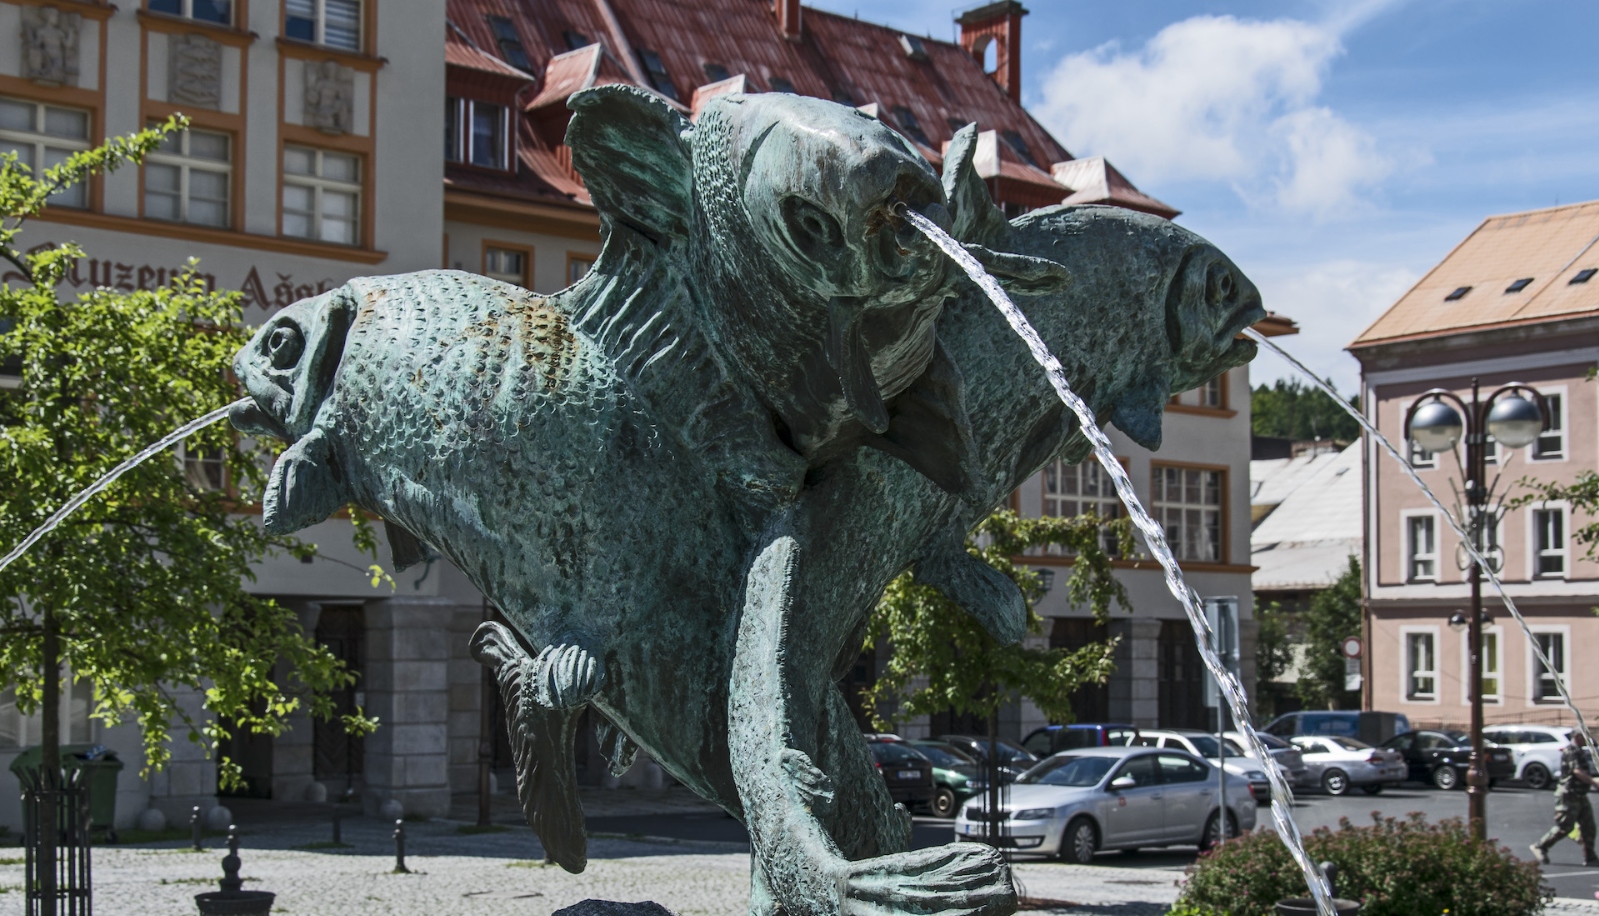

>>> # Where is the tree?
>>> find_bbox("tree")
[1253,599,1295,718]
[0,120,375,911]
[1516,471,1599,562]
[1295,556,1363,710]
[1252,377,1361,443]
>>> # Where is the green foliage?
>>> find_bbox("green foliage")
[1174,813,1550,916]
[861,509,1130,728]
[0,120,379,785]
[1253,599,1295,718]
[1516,470,1599,562]
[1295,555,1362,710]
[1252,377,1360,442]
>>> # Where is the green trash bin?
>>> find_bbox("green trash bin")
[9,743,125,840]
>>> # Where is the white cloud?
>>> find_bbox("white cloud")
[1248,259,1422,393]
[1034,14,1391,217]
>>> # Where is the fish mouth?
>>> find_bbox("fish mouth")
[230,398,291,441]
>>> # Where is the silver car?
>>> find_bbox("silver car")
[1289,735,1406,795]
[1138,728,1272,801]
[1226,729,1312,789]
[952,746,1257,864]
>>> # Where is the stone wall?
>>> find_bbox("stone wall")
[363,596,455,818]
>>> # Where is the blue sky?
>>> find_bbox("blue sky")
[808,1,1599,394]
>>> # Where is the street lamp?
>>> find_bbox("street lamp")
[1405,380,1546,842]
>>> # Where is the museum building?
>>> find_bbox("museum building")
[1,0,1282,830]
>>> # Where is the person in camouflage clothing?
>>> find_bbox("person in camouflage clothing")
[1531,731,1598,866]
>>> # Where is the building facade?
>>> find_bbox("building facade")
[1352,200,1599,731]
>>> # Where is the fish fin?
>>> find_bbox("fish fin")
[530,643,605,709]
[470,622,589,873]
[916,538,1028,645]
[780,748,835,814]
[962,244,1072,295]
[827,296,890,435]
[262,428,346,535]
[1111,374,1170,451]
[942,124,1010,246]
[862,339,981,497]
[567,86,693,245]
[594,713,639,778]
[384,520,428,572]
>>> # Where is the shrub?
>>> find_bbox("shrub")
[1173,812,1550,916]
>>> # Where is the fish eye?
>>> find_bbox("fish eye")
[1208,264,1235,304]
[267,323,304,370]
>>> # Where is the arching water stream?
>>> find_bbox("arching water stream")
[1243,327,1596,752]
[901,209,1338,916]
[0,398,250,578]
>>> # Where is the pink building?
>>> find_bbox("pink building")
[1351,201,1599,729]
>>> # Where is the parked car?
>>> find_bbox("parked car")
[1263,711,1411,743]
[1225,729,1311,789]
[1481,725,1572,790]
[953,746,1256,863]
[1136,729,1271,801]
[865,738,935,810]
[1289,735,1407,795]
[939,735,1039,784]
[1021,724,1140,758]
[906,739,988,818]
[1380,730,1515,790]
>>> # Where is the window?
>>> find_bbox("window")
[1405,631,1437,700]
[1532,507,1566,577]
[1151,465,1222,563]
[899,34,928,61]
[768,76,795,94]
[1199,375,1224,409]
[1532,631,1567,702]
[148,0,232,25]
[0,97,91,209]
[1505,278,1533,293]
[179,442,226,491]
[486,16,530,71]
[636,49,678,101]
[1533,392,1564,460]
[445,98,508,170]
[703,62,730,83]
[1406,513,1437,581]
[1042,458,1122,556]
[1444,286,1472,301]
[144,124,230,227]
[282,146,360,245]
[1570,268,1596,285]
[1002,129,1038,168]
[1157,754,1209,784]
[891,106,929,145]
[1467,628,1501,703]
[568,255,594,286]
[947,116,973,134]
[564,30,592,51]
[483,247,527,286]
[285,0,361,52]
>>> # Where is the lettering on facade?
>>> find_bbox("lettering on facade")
[304,60,354,134]
[20,6,81,87]
[3,244,337,312]
[169,35,223,109]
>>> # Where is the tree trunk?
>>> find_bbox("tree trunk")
[39,601,59,916]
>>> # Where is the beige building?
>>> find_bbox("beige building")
[1352,200,1599,729]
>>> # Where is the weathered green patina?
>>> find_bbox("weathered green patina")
[229,87,1261,916]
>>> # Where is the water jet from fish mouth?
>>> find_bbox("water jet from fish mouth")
[1243,327,1596,754]
[0,398,250,578]
[902,209,1338,916]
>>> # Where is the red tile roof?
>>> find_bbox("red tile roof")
[442,0,1172,219]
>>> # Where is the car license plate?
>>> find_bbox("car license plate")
[898,770,920,780]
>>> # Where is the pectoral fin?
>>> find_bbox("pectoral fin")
[263,428,346,535]
[470,622,588,873]
[827,296,890,435]
[1110,374,1170,451]
[594,714,639,778]
[916,537,1027,645]
[962,245,1072,295]
[384,520,428,572]
[863,339,981,497]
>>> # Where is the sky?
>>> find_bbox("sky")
[807,1,1599,396]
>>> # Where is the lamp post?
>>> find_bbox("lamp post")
[1404,379,1546,841]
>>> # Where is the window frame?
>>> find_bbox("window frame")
[445,97,511,172]
[147,0,234,26]
[282,0,363,53]
[1402,509,1439,582]
[1530,387,1567,462]
[481,240,532,288]
[0,96,94,210]
[1460,624,1503,705]
[141,122,233,228]
[1528,626,1571,704]
[280,143,362,246]
[565,251,596,288]
[1040,455,1126,557]
[1401,398,1439,469]
[1149,461,1227,565]
[1400,626,1440,703]
[1528,503,1569,579]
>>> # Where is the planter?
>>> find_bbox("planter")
[195,890,276,915]
[1275,899,1361,915]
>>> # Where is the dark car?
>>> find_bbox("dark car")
[938,735,1038,784]
[866,739,935,809]
[1022,724,1140,758]
[1381,729,1516,790]
[906,740,988,818]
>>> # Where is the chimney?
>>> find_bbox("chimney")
[957,1,1027,103]
[775,0,802,41]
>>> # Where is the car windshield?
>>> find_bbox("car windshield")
[911,743,974,768]
[966,740,1037,764]
[1250,732,1290,750]
[1019,755,1116,787]
[1440,730,1469,745]
[1188,735,1247,758]
[869,743,928,766]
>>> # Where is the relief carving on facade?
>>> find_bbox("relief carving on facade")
[304,60,355,134]
[169,34,223,109]
[20,6,81,87]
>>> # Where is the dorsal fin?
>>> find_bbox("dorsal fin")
[567,86,693,244]
[942,124,1010,246]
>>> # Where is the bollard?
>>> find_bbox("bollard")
[392,819,409,873]
[191,805,203,850]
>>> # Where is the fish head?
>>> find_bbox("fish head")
[1162,234,1264,394]
[230,286,357,533]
